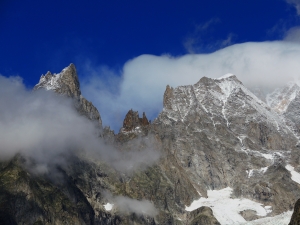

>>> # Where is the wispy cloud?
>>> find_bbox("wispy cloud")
[284,26,300,42]
[104,191,158,217]
[0,75,160,174]
[286,0,300,15]
[183,18,234,54]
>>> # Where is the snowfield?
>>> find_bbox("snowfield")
[185,187,292,225]
[286,164,300,184]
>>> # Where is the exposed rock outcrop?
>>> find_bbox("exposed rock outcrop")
[34,63,102,127]
[122,109,150,131]
[188,207,220,225]
[163,85,173,110]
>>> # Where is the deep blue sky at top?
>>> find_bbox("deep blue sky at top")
[1,0,299,88]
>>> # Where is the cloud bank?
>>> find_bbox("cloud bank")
[0,75,160,173]
[81,41,300,130]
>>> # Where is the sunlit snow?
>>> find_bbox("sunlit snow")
[185,187,273,225]
[286,164,300,184]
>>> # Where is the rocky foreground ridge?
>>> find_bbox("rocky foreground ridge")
[1,65,300,224]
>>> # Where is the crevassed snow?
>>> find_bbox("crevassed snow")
[285,164,300,184]
[185,187,272,225]
[104,203,114,211]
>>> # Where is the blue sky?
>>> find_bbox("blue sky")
[2,0,300,130]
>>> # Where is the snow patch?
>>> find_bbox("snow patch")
[104,203,114,211]
[247,167,268,178]
[286,164,300,184]
[185,187,271,224]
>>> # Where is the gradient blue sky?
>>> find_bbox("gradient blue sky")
[2,0,300,130]
[1,0,298,86]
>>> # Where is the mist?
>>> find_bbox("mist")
[113,196,158,217]
[104,192,158,217]
[0,75,160,174]
[80,40,300,130]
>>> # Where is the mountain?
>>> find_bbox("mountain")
[2,65,300,224]
[34,63,102,127]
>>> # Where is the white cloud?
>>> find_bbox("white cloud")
[81,41,300,131]
[103,191,158,217]
[0,75,160,173]
[113,196,158,217]
[284,26,300,42]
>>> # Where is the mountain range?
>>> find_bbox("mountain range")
[1,63,300,225]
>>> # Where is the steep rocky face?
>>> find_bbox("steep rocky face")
[152,74,300,222]
[116,110,150,142]
[122,109,150,131]
[34,63,102,127]
[188,207,220,225]
[266,83,300,114]
[34,64,81,98]
[0,156,95,225]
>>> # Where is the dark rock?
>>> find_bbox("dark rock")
[289,198,300,225]
[188,206,220,225]
[122,109,150,132]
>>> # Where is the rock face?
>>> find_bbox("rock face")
[152,74,300,221]
[188,207,220,225]
[0,156,95,225]
[267,82,300,134]
[34,63,102,127]
[122,109,150,131]
[289,198,300,225]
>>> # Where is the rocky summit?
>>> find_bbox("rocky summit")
[2,65,300,225]
[34,63,102,127]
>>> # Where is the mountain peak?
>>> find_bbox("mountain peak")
[34,63,81,98]
[34,63,102,127]
[122,109,150,132]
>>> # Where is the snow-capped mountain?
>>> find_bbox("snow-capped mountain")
[154,74,300,224]
[2,64,300,225]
